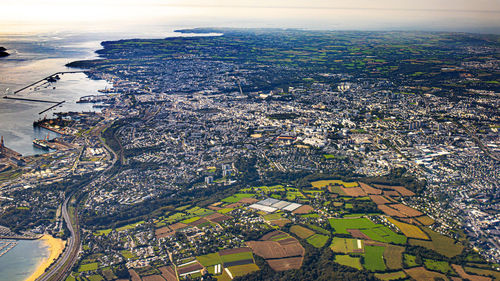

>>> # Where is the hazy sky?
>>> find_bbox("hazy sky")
[1,0,500,34]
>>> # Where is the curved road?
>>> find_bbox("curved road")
[36,122,119,281]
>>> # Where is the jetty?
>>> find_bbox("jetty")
[13,71,84,94]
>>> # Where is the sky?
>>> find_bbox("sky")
[1,0,500,34]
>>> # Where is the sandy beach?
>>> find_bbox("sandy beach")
[25,234,65,281]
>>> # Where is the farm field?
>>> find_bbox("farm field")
[424,259,455,275]
[289,225,315,239]
[334,255,363,270]
[383,245,404,269]
[221,193,255,203]
[409,227,463,257]
[329,217,378,234]
[363,246,386,271]
[405,266,448,281]
[330,237,364,254]
[306,234,329,248]
[375,271,407,281]
[227,264,259,278]
[311,180,358,188]
[78,262,99,272]
[386,217,429,240]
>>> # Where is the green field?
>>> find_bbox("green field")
[165,212,187,223]
[307,234,329,248]
[361,226,406,244]
[374,271,407,281]
[197,253,223,267]
[221,193,255,203]
[87,275,104,281]
[363,246,386,271]
[311,180,358,188]
[329,218,378,234]
[404,254,419,267]
[186,206,214,216]
[227,264,259,278]
[290,225,315,239]
[78,262,99,272]
[334,255,363,270]
[330,237,364,254]
[220,251,254,263]
[424,259,454,274]
[409,227,463,258]
[116,221,144,232]
[120,250,136,259]
[94,228,112,236]
[181,216,201,224]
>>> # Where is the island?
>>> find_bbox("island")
[0,47,9,57]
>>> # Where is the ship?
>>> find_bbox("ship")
[32,133,52,150]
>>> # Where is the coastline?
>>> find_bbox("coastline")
[25,234,65,281]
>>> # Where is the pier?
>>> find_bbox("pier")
[3,96,61,103]
[13,71,84,94]
[39,101,65,114]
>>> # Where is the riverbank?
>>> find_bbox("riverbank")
[25,234,65,281]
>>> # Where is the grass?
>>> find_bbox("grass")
[386,217,428,240]
[94,228,112,236]
[409,227,463,257]
[221,193,255,203]
[334,255,363,270]
[121,250,136,259]
[306,234,329,248]
[363,246,386,271]
[78,262,99,272]
[383,245,404,269]
[290,225,315,239]
[227,264,259,278]
[306,224,330,235]
[374,271,407,281]
[220,251,254,263]
[116,221,144,232]
[87,275,104,281]
[404,254,418,267]
[329,218,378,234]
[330,237,364,254]
[263,212,283,221]
[424,259,454,274]
[181,216,201,224]
[323,154,336,159]
[165,212,187,223]
[217,208,234,214]
[197,253,222,267]
[311,180,358,188]
[361,226,406,244]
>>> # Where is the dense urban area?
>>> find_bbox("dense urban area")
[0,29,499,281]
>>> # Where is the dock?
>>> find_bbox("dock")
[39,101,65,114]
[3,96,61,103]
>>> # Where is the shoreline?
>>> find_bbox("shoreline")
[25,234,65,281]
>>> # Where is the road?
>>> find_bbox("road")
[36,122,119,281]
[36,194,79,281]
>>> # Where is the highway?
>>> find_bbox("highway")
[36,194,79,281]
[36,122,118,281]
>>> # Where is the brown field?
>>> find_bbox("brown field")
[129,269,141,281]
[270,219,291,227]
[389,204,423,217]
[219,247,252,256]
[239,197,259,204]
[189,218,209,227]
[292,205,314,214]
[369,195,390,205]
[247,241,288,259]
[170,222,188,231]
[452,265,492,281]
[142,275,166,281]
[260,230,285,241]
[267,257,304,271]
[341,187,367,197]
[465,267,500,280]
[384,245,405,270]
[378,205,407,217]
[375,184,415,196]
[398,218,421,225]
[359,182,383,194]
[225,202,242,208]
[383,190,400,197]
[415,216,435,226]
[386,217,429,240]
[405,267,449,281]
[178,263,203,275]
[208,205,222,211]
[155,226,175,239]
[290,225,315,239]
[159,266,177,281]
[347,229,371,240]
